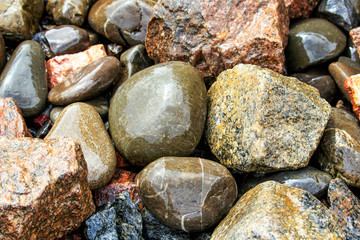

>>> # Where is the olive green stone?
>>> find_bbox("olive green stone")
[0,33,5,73]
[286,18,346,72]
[46,0,90,26]
[46,103,116,190]
[109,61,207,167]
[338,56,360,72]
[0,40,47,117]
[137,157,238,233]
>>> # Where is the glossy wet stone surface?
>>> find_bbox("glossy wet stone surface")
[206,64,331,173]
[327,107,360,141]
[137,157,238,233]
[0,40,47,117]
[46,0,90,26]
[211,181,345,239]
[286,18,346,72]
[339,56,360,72]
[46,103,117,190]
[109,61,207,166]
[48,56,120,105]
[328,178,360,240]
[88,0,155,46]
[0,136,95,239]
[285,0,321,18]
[0,33,5,72]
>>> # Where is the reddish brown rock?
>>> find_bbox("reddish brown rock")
[350,27,360,57]
[0,98,31,137]
[0,136,95,239]
[285,0,321,19]
[145,0,289,82]
[345,74,360,119]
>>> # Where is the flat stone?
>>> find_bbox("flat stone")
[46,102,117,190]
[137,157,238,233]
[211,181,345,239]
[328,178,360,240]
[0,136,95,239]
[46,0,90,26]
[145,0,289,82]
[285,0,321,18]
[109,61,207,166]
[0,98,31,137]
[206,64,331,173]
[286,18,346,72]
[0,40,47,117]
[48,56,120,105]
[88,0,156,46]
[0,33,5,72]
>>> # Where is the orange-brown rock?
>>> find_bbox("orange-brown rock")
[0,136,95,239]
[350,27,360,57]
[285,0,321,19]
[345,74,360,119]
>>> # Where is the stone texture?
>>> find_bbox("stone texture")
[0,33,5,72]
[88,0,156,46]
[0,0,44,41]
[137,157,238,233]
[350,27,360,57]
[0,40,47,117]
[328,178,360,240]
[285,0,321,18]
[0,98,31,138]
[345,74,360,119]
[211,181,345,239]
[46,103,117,190]
[46,0,90,26]
[327,107,360,141]
[46,44,107,89]
[339,56,360,72]
[0,136,95,239]
[145,0,289,82]
[85,191,143,240]
[206,64,331,173]
[109,62,207,167]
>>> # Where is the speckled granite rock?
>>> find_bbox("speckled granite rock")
[85,191,143,240]
[351,27,360,57]
[137,157,237,233]
[285,0,321,18]
[328,178,360,240]
[145,0,289,82]
[46,103,117,190]
[211,181,345,239]
[345,74,360,119]
[46,0,90,26]
[206,64,331,173]
[109,62,207,167]
[0,98,31,137]
[0,136,95,239]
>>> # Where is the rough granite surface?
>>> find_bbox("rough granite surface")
[345,74,360,120]
[285,0,321,18]
[351,27,360,57]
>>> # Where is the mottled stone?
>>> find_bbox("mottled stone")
[286,18,346,72]
[109,62,207,166]
[0,40,47,117]
[137,157,238,233]
[48,56,120,105]
[345,74,360,119]
[0,33,5,72]
[211,181,345,239]
[0,136,95,239]
[238,166,332,198]
[85,191,142,240]
[285,0,321,18]
[0,0,44,41]
[351,27,360,60]
[328,178,360,240]
[46,103,117,190]
[88,0,155,46]
[47,0,90,26]
[206,64,331,173]
[146,0,289,82]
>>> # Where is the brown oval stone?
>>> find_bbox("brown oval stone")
[46,0,90,26]
[137,157,238,233]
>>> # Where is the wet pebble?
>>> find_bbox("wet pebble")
[46,0,90,26]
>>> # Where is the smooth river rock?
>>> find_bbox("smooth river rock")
[211,181,345,239]
[46,103,117,190]
[46,0,90,26]
[206,64,331,173]
[0,40,47,117]
[137,157,238,233]
[109,61,207,167]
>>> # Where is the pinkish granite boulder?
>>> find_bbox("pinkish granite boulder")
[285,0,321,19]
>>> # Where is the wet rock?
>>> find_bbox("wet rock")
[46,0,90,26]
[327,107,360,141]
[211,181,345,239]
[0,136,95,239]
[238,166,332,198]
[109,62,207,166]
[0,33,5,72]
[351,27,360,59]
[85,191,143,240]
[206,64,331,173]
[0,98,31,137]
[345,74,360,119]
[88,0,155,46]
[0,0,44,41]
[350,0,360,18]
[35,119,52,138]
[46,102,117,190]
[328,178,360,240]
[33,25,90,59]
[339,56,360,72]
[286,18,346,72]
[318,0,358,32]
[137,157,238,233]
[48,56,120,105]
[107,43,123,58]
[285,0,321,19]
[0,40,47,117]
[46,44,107,88]
[345,37,360,62]
[146,0,289,82]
